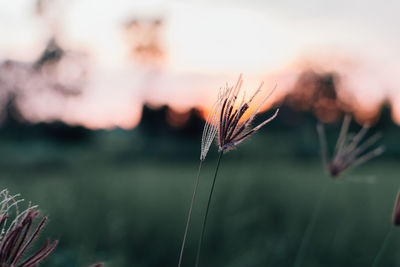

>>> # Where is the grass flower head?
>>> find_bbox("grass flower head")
[0,189,58,267]
[317,114,384,177]
[217,74,279,151]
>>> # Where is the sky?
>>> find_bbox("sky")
[0,0,399,128]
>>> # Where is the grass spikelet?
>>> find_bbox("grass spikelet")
[317,114,384,178]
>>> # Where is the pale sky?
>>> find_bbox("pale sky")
[0,0,399,128]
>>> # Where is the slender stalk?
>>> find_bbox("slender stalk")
[371,226,393,267]
[293,181,329,267]
[195,151,224,267]
[178,160,204,267]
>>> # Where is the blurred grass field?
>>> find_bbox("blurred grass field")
[0,125,398,267]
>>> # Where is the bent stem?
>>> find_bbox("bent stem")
[293,181,329,267]
[195,151,224,267]
[178,160,204,267]
[371,226,393,267]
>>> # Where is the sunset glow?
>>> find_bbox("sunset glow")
[1,0,400,128]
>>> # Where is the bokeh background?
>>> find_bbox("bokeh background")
[1,0,400,266]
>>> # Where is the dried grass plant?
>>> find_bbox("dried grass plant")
[0,189,58,267]
[194,74,278,267]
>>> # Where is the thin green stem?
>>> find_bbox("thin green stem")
[178,160,204,267]
[195,151,223,267]
[371,226,393,267]
[293,181,329,267]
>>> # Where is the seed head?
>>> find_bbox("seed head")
[216,74,279,151]
[0,189,58,267]
[317,114,384,178]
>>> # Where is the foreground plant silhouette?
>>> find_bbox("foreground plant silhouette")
[293,115,384,267]
[194,75,278,267]
[370,191,400,267]
[0,189,58,267]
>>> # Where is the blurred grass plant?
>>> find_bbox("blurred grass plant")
[0,189,58,267]
[370,191,400,267]
[317,115,384,178]
[293,115,384,267]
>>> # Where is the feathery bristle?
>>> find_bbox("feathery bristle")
[200,86,229,160]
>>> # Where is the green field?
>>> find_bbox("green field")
[0,127,398,267]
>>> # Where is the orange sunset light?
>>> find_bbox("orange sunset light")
[0,0,400,129]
